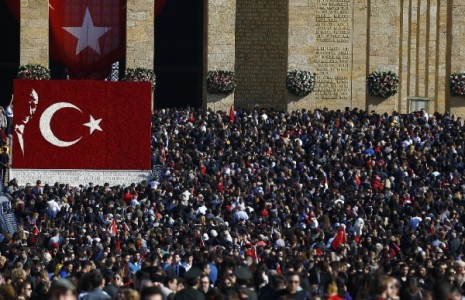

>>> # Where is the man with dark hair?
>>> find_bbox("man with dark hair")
[141,286,166,300]
[273,271,310,300]
[59,261,74,279]
[81,271,111,300]
[258,274,286,300]
[174,267,205,300]
[234,266,257,300]
[48,279,77,300]
[161,253,173,272]
[102,271,118,299]
[198,274,211,295]
[165,252,186,278]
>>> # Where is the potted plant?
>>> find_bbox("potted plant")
[17,64,51,80]
[286,70,316,96]
[206,70,236,94]
[124,67,156,89]
[367,71,399,97]
[449,72,465,96]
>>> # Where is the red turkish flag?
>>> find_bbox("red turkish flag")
[229,105,235,122]
[12,80,152,170]
[116,237,121,251]
[33,225,40,236]
[49,0,126,79]
[109,219,118,236]
[217,175,224,194]
[330,224,346,250]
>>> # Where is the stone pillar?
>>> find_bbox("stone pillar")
[395,0,450,115]
[206,0,236,112]
[20,0,49,67]
[287,0,315,111]
[448,0,465,117]
[126,0,155,69]
[235,0,289,111]
[288,0,355,112]
[351,0,369,110]
[436,0,450,113]
[367,0,401,114]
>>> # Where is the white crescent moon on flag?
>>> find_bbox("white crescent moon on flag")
[39,102,82,147]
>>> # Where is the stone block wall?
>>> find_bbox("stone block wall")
[20,0,49,67]
[234,0,289,111]
[126,0,154,69]
[286,0,460,115]
[367,0,400,113]
[17,0,465,116]
[206,0,236,112]
[288,0,356,112]
[449,0,465,117]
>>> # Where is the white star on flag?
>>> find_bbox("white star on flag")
[63,7,111,55]
[83,115,103,134]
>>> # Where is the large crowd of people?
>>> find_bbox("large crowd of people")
[0,106,464,299]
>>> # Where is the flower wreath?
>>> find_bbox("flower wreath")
[124,68,156,89]
[286,70,316,96]
[17,64,51,80]
[367,71,399,98]
[206,70,236,94]
[449,73,465,96]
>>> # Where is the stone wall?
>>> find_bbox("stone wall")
[20,0,49,67]
[11,169,151,187]
[234,0,289,111]
[449,0,465,117]
[17,0,465,116]
[206,0,236,112]
[288,0,355,111]
[126,0,154,69]
[367,0,400,113]
[287,0,461,115]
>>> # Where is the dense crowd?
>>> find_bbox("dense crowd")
[0,107,465,299]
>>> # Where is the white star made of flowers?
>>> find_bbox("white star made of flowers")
[62,7,111,55]
[83,115,103,135]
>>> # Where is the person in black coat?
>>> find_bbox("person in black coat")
[174,267,205,300]
[0,145,9,185]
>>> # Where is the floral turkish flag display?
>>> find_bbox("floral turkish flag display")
[12,80,152,170]
[49,0,126,79]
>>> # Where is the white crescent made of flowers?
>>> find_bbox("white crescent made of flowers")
[39,102,83,147]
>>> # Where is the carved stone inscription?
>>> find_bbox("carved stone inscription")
[314,0,352,100]
[316,0,351,43]
[235,0,289,110]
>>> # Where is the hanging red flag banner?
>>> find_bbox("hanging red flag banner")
[49,0,127,79]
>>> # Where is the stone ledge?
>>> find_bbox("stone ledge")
[11,169,151,187]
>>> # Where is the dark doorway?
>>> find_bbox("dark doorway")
[0,1,20,106]
[154,0,204,108]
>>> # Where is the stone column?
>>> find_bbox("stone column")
[126,0,155,69]
[448,0,465,117]
[235,0,289,111]
[436,0,450,114]
[367,0,401,114]
[289,0,354,112]
[20,0,49,67]
[351,0,369,111]
[206,0,236,112]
